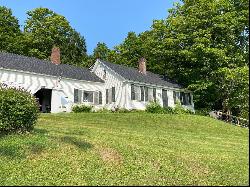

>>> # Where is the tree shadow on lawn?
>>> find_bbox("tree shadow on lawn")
[0,145,25,159]
[0,128,49,160]
[50,136,93,151]
[33,128,49,135]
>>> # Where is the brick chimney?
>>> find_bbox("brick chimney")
[138,57,146,75]
[50,46,61,65]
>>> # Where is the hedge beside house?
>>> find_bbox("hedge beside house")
[0,84,39,134]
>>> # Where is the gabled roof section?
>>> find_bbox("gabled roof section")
[100,60,183,89]
[0,52,104,83]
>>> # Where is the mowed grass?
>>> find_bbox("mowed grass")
[0,113,249,186]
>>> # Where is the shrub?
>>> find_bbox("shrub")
[146,100,194,115]
[115,108,131,113]
[174,101,194,114]
[95,107,112,113]
[0,84,39,134]
[146,101,165,114]
[72,105,93,113]
[164,107,175,114]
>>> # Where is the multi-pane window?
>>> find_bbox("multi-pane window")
[74,89,102,105]
[105,87,116,104]
[131,85,155,102]
[173,91,192,105]
[83,91,93,103]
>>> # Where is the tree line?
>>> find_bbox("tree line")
[0,0,249,118]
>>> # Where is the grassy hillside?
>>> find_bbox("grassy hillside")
[0,113,249,186]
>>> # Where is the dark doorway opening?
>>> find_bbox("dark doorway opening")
[34,89,52,113]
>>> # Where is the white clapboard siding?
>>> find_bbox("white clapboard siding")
[91,60,195,111]
[0,68,104,113]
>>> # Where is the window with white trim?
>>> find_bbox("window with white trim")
[140,86,145,101]
[74,89,102,105]
[83,91,94,103]
[131,85,155,102]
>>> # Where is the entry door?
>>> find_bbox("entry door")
[162,89,168,108]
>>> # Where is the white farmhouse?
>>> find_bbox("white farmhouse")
[0,48,194,113]
[91,58,194,111]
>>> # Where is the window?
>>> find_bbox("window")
[145,87,149,101]
[174,91,180,104]
[131,85,153,102]
[148,88,154,101]
[83,91,93,102]
[106,88,114,104]
[94,92,99,105]
[99,91,102,104]
[180,92,185,105]
[182,93,191,105]
[134,86,140,100]
[140,86,145,101]
[131,84,135,100]
[153,88,156,102]
[112,87,116,102]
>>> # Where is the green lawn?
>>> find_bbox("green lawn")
[0,113,249,186]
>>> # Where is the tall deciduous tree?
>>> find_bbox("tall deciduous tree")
[164,0,249,112]
[93,42,110,60]
[23,8,87,66]
[0,6,23,54]
[111,0,249,117]
[214,66,249,118]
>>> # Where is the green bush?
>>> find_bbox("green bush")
[0,85,39,134]
[174,101,194,114]
[146,100,194,115]
[164,107,175,114]
[115,108,131,113]
[146,101,165,114]
[72,105,93,113]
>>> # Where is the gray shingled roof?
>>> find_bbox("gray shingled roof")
[100,60,183,89]
[0,52,104,83]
